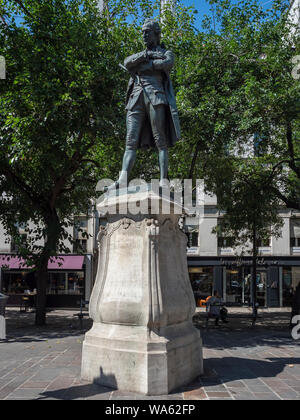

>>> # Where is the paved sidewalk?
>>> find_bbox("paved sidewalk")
[0,307,299,400]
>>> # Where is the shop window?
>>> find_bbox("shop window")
[226,268,242,304]
[47,272,66,295]
[282,266,300,307]
[256,271,267,307]
[1,271,34,294]
[67,272,85,296]
[189,266,213,305]
[226,267,251,305]
[47,271,85,296]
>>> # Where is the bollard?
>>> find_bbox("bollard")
[0,293,9,339]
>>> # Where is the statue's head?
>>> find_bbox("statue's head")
[142,19,161,48]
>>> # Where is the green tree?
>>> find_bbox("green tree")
[0,0,139,325]
[174,0,300,207]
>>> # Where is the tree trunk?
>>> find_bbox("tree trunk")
[34,211,61,326]
[252,225,258,325]
[35,257,48,326]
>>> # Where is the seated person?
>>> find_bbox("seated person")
[206,291,228,325]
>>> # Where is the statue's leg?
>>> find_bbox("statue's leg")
[117,150,137,186]
[158,149,169,186]
[107,94,145,190]
[148,103,169,186]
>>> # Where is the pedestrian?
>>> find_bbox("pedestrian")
[206,291,229,326]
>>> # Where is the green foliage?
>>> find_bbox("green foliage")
[0,0,136,262]
[170,0,299,257]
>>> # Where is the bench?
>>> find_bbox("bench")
[205,303,227,328]
[19,294,36,313]
[74,299,90,329]
[204,303,262,327]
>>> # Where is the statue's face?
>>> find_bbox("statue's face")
[142,24,157,48]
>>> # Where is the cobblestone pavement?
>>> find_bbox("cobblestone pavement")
[0,307,299,400]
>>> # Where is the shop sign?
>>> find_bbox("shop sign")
[221,257,279,267]
[187,247,198,255]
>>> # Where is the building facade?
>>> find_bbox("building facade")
[184,191,300,308]
[0,212,98,308]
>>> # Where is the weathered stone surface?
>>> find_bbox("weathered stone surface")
[81,189,203,395]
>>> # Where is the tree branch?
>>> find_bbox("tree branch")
[12,0,34,19]
[49,131,97,209]
[0,162,47,212]
[270,186,300,211]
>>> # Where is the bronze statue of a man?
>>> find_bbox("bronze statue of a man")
[111,18,180,189]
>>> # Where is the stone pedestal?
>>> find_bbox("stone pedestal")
[81,188,203,395]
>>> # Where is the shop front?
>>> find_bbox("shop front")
[0,255,89,308]
[188,256,300,308]
[189,266,214,305]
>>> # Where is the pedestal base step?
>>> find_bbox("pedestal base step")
[81,322,203,396]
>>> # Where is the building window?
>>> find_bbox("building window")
[256,237,271,247]
[291,238,300,247]
[11,233,27,252]
[290,220,300,247]
[74,216,89,253]
[218,237,234,247]
[74,239,87,253]
[253,133,267,157]
[186,232,198,248]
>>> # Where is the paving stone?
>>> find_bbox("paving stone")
[253,392,281,400]
[225,381,247,388]
[232,393,257,400]
[183,388,207,400]
[274,390,300,399]
[20,381,50,389]
[6,388,46,399]
[206,391,231,398]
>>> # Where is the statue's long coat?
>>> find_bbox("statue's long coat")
[124,46,181,149]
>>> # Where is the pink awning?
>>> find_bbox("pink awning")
[48,256,84,270]
[0,255,84,270]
